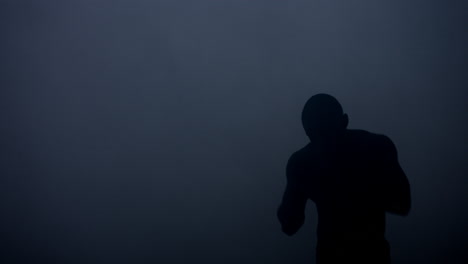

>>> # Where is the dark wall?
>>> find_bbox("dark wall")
[1,0,467,263]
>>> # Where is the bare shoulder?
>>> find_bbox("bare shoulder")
[287,147,306,168]
[347,129,396,149]
[286,146,311,178]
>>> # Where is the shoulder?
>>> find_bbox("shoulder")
[287,148,305,168]
[347,129,397,155]
[370,132,396,153]
[289,143,314,163]
[347,129,394,145]
[286,146,310,177]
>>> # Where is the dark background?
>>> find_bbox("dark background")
[1,0,467,263]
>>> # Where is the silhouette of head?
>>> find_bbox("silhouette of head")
[301,94,348,141]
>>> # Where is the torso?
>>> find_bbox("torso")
[293,129,388,244]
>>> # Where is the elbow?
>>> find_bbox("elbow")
[385,189,411,216]
[282,226,299,236]
[277,210,304,236]
[280,217,303,236]
[400,195,412,216]
[397,207,410,217]
[402,203,411,216]
[387,202,411,216]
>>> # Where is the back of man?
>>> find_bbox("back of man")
[277,94,410,264]
[298,129,394,263]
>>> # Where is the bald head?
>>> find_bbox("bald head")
[301,94,348,140]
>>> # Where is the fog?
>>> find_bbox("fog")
[1,0,467,263]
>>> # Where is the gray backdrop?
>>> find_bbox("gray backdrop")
[1,0,467,263]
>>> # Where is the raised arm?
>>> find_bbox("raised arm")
[277,153,308,236]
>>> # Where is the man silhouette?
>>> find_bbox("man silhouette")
[278,94,411,264]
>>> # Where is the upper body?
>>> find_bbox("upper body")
[277,94,411,250]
